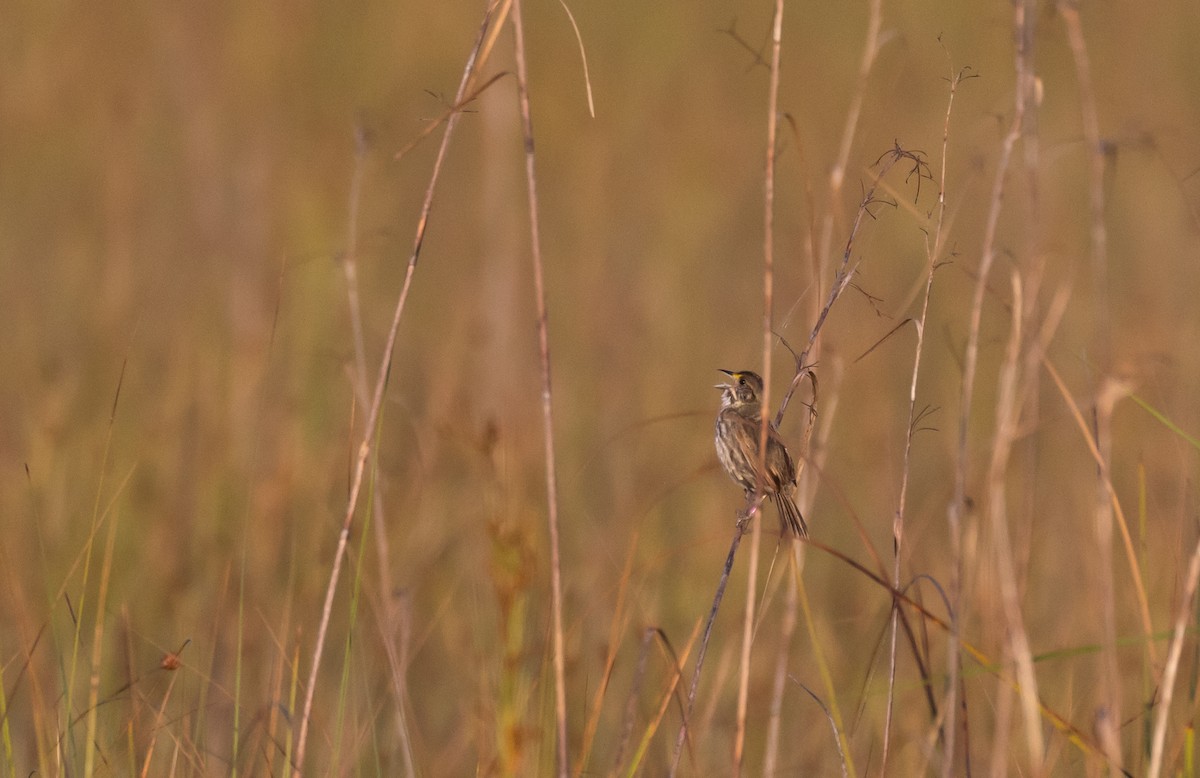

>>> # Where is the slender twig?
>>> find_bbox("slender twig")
[1039,356,1153,661]
[826,0,882,197]
[1058,1,1109,358]
[342,124,370,412]
[393,71,510,162]
[613,627,657,773]
[669,507,757,777]
[766,362,838,773]
[759,0,785,455]
[776,144,927,427]
[799,537,1125,767]
[732,515,763,777]
[988,271,1046,770]
[291,7,498,774]
[575,533,638,775]
[510,1,569,774]
[553,0,595,118]
[882,53,964,772]
[734,1,786,774]
[1146,533,1200,778]
[945,0,1031,770]
[816,0,883,271]
[1060,5,1121,773]
[988,4,1043,771]
[338,124,416,776]
[625,625,703,777]
[1091,376,1130,775]
[762,558,799,775]
[795,562,857,774]
[792,679,850,778]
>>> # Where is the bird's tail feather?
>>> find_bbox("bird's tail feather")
[776,494,808,538]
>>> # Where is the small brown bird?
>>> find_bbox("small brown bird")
[714,369,807,538]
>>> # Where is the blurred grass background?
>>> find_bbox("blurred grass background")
[3,0,1200,774]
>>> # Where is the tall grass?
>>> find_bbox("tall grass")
[3,0,1200,775]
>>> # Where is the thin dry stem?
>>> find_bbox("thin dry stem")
[575,535,638,776]
[762,558,799,774]
[292,7,497,773]
[796,566,856,775]
[1060,6,1120,771]
[1091,376,1129,775]
[775,145,924,426]
[733,1,785,773]
[794,680,850,778]
[827,0,883,197]
[766,363,839,772]
[1146,533,1200,778]
[669,504,757,777]
[626,625,702,777]
[342,125,370,411]
[613,627,656,774]
[804,535,1120,766]
[83,508,119,778]
[138,667,180,778]
[1058,1,1110,358]
[816,0,883,271]
[882,50,963,771]
[987,271,1046,770]
[510,0,570,774]
[732,516,763,776]
[1039,357,1154,661]
[340,126,415,775]
[945,2,1032,770]
[553,0,595,118]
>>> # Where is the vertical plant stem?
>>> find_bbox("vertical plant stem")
[947,1,1030,771]
[1092,377,1126,773]
[732,517,762,776]
[1060,5,1121,771]
[816,0,882,269]
[883,53,961,771]
[1147,533,1200,778]
[1058,1,1109,357]
[988,273,1045,770]
[796,571,856,775]
[291,7,496,773]
[340,124,416,775]
[83,505,120,778]
[763,557,799,774]
[341,127,398,616]
[510,1,569,774]
[670,518,753,777]
[760,0,784,417]
[734,0,785,773]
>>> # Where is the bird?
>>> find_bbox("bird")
[713,369,807,538]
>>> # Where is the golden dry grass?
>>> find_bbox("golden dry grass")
[3,0,1200,775]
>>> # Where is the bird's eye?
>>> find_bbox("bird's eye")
[738,377,746,386]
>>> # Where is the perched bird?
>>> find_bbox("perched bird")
[713,369,807,538]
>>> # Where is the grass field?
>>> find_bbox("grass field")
[3,0,1200,775]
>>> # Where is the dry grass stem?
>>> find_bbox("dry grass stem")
[987,271,1045,770]
[732,515,763,776]
[511,0,570,773]
[944,2,1035,770]
[293,6,499,773]
[8,1,1198,774]
[882,47,965,770]
[762,559,799,774]
[1146,533,1200,778]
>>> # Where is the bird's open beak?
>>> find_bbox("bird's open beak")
[715,368,735,390]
